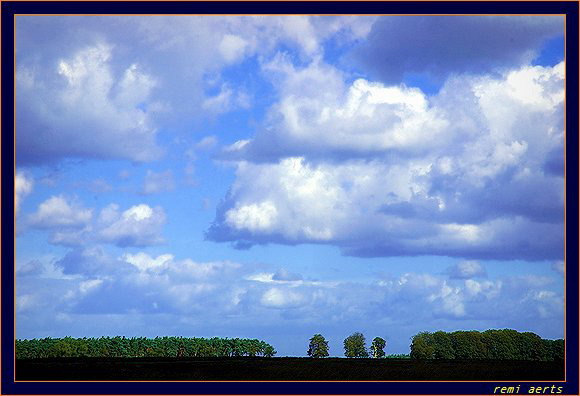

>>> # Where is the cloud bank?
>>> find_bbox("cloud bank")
[27,197,167,248]
[17,250,563,354]
[209,59,564,261]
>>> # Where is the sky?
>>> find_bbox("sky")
[15,15,565,357]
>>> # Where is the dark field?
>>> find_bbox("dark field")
[16,357,564,381]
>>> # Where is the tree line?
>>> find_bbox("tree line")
[16,336,276,359]
[308,332,391,358]
[410,330,564,361]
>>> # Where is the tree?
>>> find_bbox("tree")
[450,331,486,359]
[344,332,368,358]
[410,332,434,359]
[307,334,329,358]
[262,344,277,357]
[431,331,454,359]
[370,337,386,358]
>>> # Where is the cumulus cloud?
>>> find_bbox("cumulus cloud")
[123,252,174,272]
[122,252,243,280]
[209,59,564,261]
[16,240,564,353]
[59,252,244,315]
[16,15,377,166]
[48,227,94,247]
[15,171,33,213]
[447,261,487,279]
[17,42,162,164]
[273,268,303,281]
[17,259,44,277]
[56,246,125,276]
[202,84,250,115]
[226,59,449,161]
[261,287,306,309]
[98,204,166,247]
[28,199,167,248]
[352,16,563,83]
[142,170,175,195]
[29,195,93,229]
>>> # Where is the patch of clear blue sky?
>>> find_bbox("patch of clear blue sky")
[533,35,565,66]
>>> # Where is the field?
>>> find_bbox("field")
[16,357,564,381]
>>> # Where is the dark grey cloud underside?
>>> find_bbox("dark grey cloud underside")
[350,16,563,83]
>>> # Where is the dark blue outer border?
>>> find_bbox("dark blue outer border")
[2,1,578,395]
[0,1,578,14]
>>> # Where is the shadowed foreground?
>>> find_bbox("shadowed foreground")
[16,357,564,381]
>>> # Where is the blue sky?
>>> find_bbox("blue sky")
[15,15,565,356]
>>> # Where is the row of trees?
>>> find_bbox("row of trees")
[307,333,387,358]
[410,330,564,361]
[16,336,276,359]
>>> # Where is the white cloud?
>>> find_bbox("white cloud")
[56,246,121,276]
[272,268,303,281]
[63,279,104,302]
[428,283,465,318]
[29,196,93,229]
[202,84,250,115]
[79,279,104,295]
[219,34,249,63]
[17,42,161,164]
[121,252,242,280]
[17,243,564,349]
[28,200,167,248]
[260,287,306,308]
[14,16,376,167]
[15,171,33,213]
[227,59,449,159]
[447,261,487,279]
[123,252,173,272]
[99,204,166,247]
[17,294,38,313]
[210,61,564,261]
[17,259,44,277]
[464,279,501,299]
[48,227,93,247]
[225,201,279,233]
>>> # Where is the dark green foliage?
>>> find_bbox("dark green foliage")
[482,329,519,360]
[307,334,329,358]
[431,331,454,359]
[410,329,564,361]
[519,332,550,361]
[370,337,387,358]
[451,331,487,359]
[546,339,564,361]
[16,337,276,359]
[409,332,435,359]
[343,332,368,358]
[385,354,411,359]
